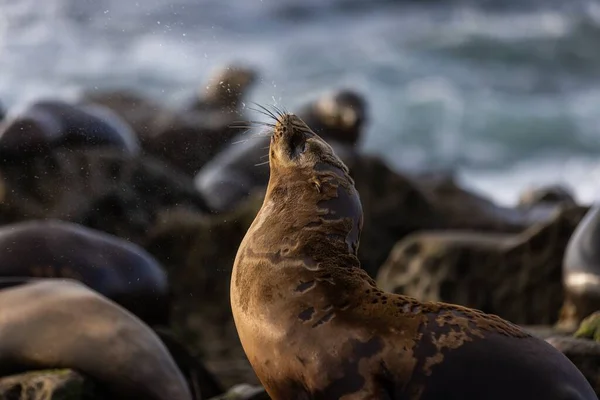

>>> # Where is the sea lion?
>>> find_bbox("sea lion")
[0,99,140,157]
[294,89,367,146]
[518,183,577,208]
[0,219,170,325]
[546,334,600,397]
[230,112,596,399]
[560,204,600,331]
[0,279,192,400]
[187,64,258,116]
[194,89,368,213]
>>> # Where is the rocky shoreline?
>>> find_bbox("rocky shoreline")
[0,64,598,399]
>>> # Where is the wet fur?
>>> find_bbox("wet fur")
[230,109,596,399]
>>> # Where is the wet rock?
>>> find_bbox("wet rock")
[377,205,588,325]
[0,369,103,400]
[80,64,257,177]
[343,153,563,278]
[342,153,443,278]
[154,327,225,400]
[144,193,264,388]
[208,384,270,400]
[0,148,209,244]
[546,336,600,397]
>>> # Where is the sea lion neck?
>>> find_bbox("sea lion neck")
[253,160,363,265]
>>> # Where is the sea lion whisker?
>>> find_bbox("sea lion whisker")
[259,153,269,159]
[249,103,279,122]
[254,160,270,167]
[271,104,287,120]
[248,106,276,121]
[228,125,254,130]
[228,120,275,129]
[231,136,270,145]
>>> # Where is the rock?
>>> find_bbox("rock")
[342,153,444,278]
[344,154,564,278]
[143,112,243,176]
[144,193,264,388]
[154,327,225,400]
[0,369,104,400]
[518,183,577,208]
[78,90,164,148]
[520,324,573,340]
[376,205,588,325]
[208,384,270,400]
[0,148,209,244]
[546,336,600,397]
[80,64,258,177]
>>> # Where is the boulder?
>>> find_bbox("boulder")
[377,205,588,325]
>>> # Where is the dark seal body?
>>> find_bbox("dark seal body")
[195,89,367,213]
[0,99,140,157]
[561,204,600,330]
[0,279,191,400]
[230,112,596,399]
[0,219,169,325]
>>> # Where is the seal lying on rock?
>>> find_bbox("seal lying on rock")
[0,279,191,400]
[230,111,596,399]
[0,219,170,325]
[0,99,140,158]
[560,204,600,331]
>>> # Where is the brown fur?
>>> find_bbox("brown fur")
[230,112,596,399]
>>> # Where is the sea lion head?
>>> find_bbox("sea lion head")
[261,111,363,257]
[203,64,258,110]
[311,89,367,146]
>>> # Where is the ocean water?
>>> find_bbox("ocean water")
[1,0,600,205]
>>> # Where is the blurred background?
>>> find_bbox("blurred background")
[3,0,600,205]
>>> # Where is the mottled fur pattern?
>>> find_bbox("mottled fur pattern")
[230,111,595,399]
